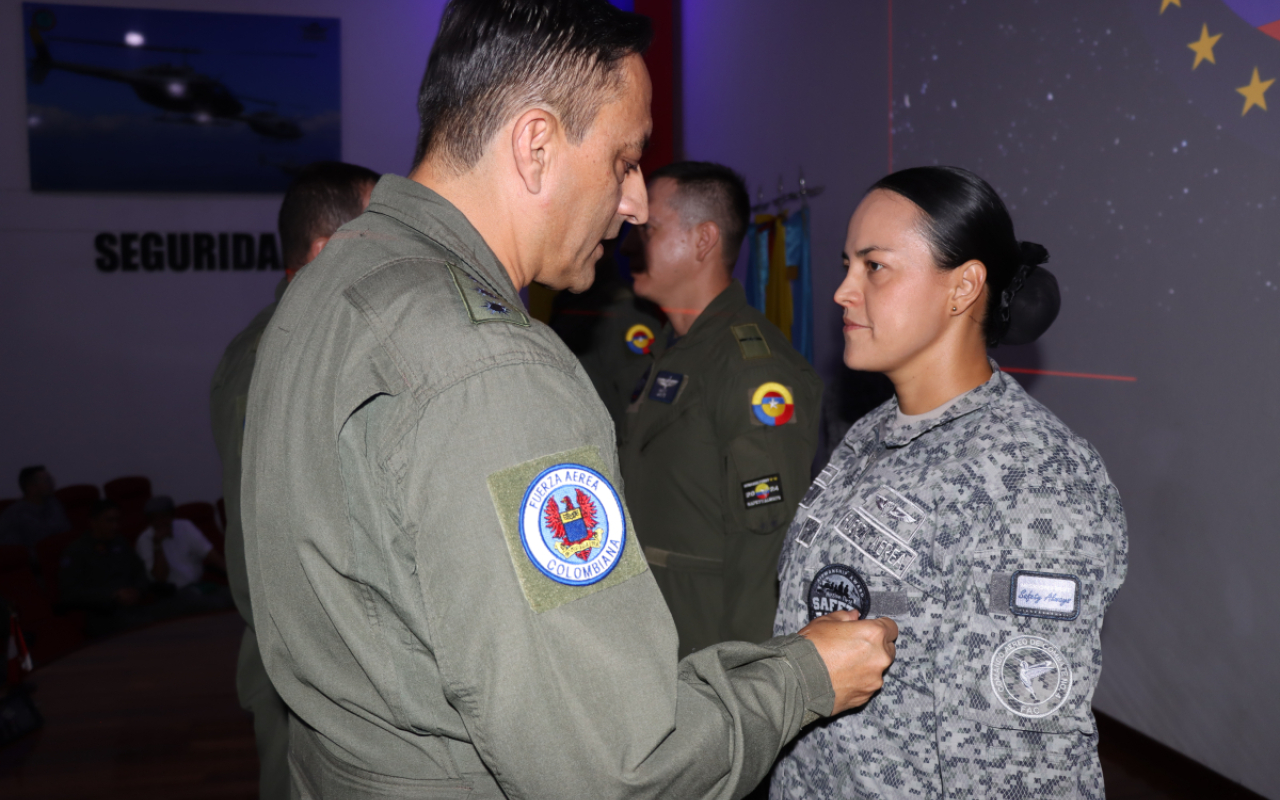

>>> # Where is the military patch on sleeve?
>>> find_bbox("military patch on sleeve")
[487,447,647,613]
[751,382,795,426]
[741,474,783,508]
[989,635,1072,718]
[731,323,772,359]
[808,564,871,621]
[1009,570,1081,620]
[625,324,655,355]
[648,370,685,404]
[446,262,530,327]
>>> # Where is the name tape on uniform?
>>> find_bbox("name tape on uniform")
[741,474,783,508]
[1010,571,1081,620]
[834,509,918,579]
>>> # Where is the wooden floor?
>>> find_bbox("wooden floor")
[0,610,1266,799]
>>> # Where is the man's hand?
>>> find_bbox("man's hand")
[798,610,898,714]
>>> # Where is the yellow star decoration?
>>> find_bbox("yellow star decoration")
[1160,0,1181,13]
[1187,24,1221,69]
[1237,67,1275,115]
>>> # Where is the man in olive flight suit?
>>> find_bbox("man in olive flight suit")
[619,162,823,655]
[209,161,377,800]
[240,3,897,798]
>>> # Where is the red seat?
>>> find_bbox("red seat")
[103,476,152,541]
[0,548,85,665]
[55,483,101,533]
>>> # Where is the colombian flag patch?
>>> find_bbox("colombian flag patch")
[752,382,794,426]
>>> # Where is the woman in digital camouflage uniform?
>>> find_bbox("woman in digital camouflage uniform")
[771,166,1127,799]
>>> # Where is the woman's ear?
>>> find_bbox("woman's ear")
[952,259,987,316]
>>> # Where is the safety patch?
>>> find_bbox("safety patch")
[795,516,822,547]
[834,509,918,579]
[731,323,772,359]
[808,564,871,621]
[625,323,655,355]
[648,370,685,404]
[487,447,647,613]
[741,474,783,508]
[1010,571,1081,621]
[446,262,529,326]
[751,382,795,426]
[989,635,1072,718]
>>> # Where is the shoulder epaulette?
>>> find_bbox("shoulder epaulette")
[446,262,529,327]
[731,323,772,359]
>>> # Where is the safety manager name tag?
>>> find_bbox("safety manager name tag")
[1010,570,1080,621]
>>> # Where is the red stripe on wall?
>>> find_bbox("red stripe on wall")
[1001,367,1137,382]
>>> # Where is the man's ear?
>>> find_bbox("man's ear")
[951,259,987,316]
[511,107,556,195]
[306,235,330,265]
[693,220,721,265]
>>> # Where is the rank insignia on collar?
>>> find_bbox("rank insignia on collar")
[625,323,655,355]
[648,370,685,404]
[445,262,529,327]
[520,464,627,586]
[751,382,794,426]
[808,563,870,621]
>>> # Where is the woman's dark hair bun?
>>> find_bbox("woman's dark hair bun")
[997,241,1059,346]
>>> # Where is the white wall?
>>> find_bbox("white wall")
[0,0,446,505]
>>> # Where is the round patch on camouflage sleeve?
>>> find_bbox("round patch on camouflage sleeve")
[519,464,627,586]
[989,635,1073,718]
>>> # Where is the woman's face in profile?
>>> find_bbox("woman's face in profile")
[836,190,959,375]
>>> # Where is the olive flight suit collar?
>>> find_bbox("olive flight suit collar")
[881,358,1012,447]
[365,174,524,311]
[652,279,750,358]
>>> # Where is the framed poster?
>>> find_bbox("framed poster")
[22,3,341,192]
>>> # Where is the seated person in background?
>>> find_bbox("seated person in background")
[59,500,156,638]
[0,466,70,557]
[135,496,233,613]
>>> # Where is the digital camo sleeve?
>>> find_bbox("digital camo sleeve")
[934,477,1128,799]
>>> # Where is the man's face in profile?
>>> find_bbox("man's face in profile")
[541,54,652,293]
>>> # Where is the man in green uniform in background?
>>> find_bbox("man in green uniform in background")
[209,161,377,800]
[549,246,663,439]
[240,3,897,798]
[619,162,823,656]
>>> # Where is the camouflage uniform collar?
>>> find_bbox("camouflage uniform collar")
[662,279,748,349]
[881,359,1012,447]
[366,174,523,305]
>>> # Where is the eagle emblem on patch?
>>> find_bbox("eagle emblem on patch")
[625,323,655,355]
[520,464,627,586]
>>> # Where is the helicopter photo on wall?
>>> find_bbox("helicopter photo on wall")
[22,3,340,193]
